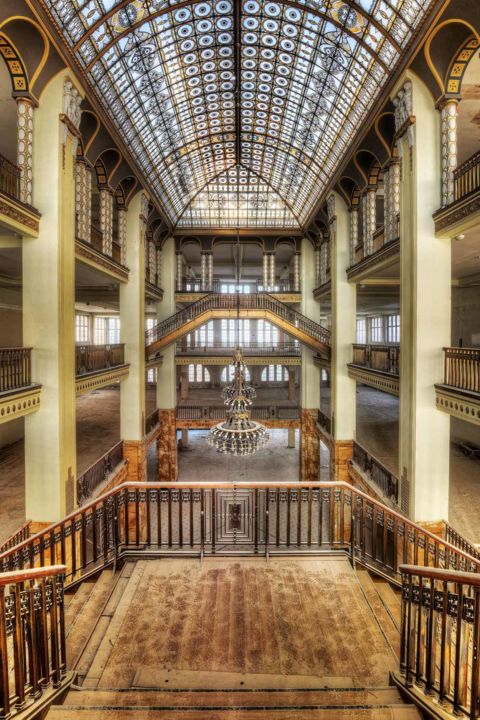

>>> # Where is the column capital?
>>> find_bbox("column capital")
[13,92,38,108]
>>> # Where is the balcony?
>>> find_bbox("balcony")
[75,222,129,282]
[176,404,300,428]
[347,227,400,283]
[349,441,399,505]
[0,153,40,237]
[435,347,480,426]
[176,278,301,302]
[75,343,129,395]
[347,343,400,396]
[434,150,480,236]
[176,341,301,362]
[145,268,164,301]
[0,348,41,423]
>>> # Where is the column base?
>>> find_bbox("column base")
[300,409,320,481]
[330,440,353,482]
[157,409,178,482]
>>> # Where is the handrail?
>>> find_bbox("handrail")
[145,409,159,434]
[444,522,480,561]
[76,440,124,505]
[352,440,399,502]
[176,341,301,356]
[0,152,21,201]
[352,343,400,376]
[177,405,300,421]
[0,564,66,587]
[0,520,31,555]
[146,293,330,350]
[443,346,480,394]
[400,563,480,585]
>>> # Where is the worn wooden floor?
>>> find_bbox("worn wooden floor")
[95,557,396,690]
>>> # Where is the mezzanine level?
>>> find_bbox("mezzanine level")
[434,150,480,237]
[348,343,400,396]
[0,152,40,239]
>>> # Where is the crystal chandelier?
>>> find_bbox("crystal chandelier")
[208,348,270,455]
[207,196,270,456]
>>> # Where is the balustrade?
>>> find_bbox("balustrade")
[177,405,299,421]
[0,521,31,555]
[352,343,400,375]
[454,149,480,203]
[0,348,32,393]
[372,226,385,253]
[176,342,300,356]
[75,344,125,376]
[443,347,480,394]
[352,440,398,502]
[0,566,67,718]
[76,441,124,506]
[0,153,21,202]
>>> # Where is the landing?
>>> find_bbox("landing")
[92,557,395,689]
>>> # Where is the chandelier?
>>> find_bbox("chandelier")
[207,192,270,456]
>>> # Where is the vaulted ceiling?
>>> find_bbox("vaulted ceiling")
[41,0,436,229]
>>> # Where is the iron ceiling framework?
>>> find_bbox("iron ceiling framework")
[40,0,435,230]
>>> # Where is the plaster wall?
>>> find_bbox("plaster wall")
[452,285,480,347]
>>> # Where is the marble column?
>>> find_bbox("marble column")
[200,252,207,291]
[100,187,113,257]
[149,238,156,284]
[207,252,213,290]
[118,206,127,266]
[16,97,34,206]
[180,369,189,400]
[288,367,296,401]
[293,252,300,292]
[364,188,376,256]
[315,245,321,287]
[24,75,82,521]
[440,99,458,207]
[176,252,183,291]
[349,207,359,266]
[75,159,92,243]
[263,253,269,290]
[394,74,450,521]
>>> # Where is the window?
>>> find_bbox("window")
[147,368,157,383]
[370,317,383,343]
[195,321,214,347]
[221,365,251,382]
[220,283,251,294]
[257,320,278,346]
[356,318,366,344]
[94,317,106,345]
[75,314,90,343]
[106,317,120,344]
[93,316,121,344]
[261,365,288,382]
[188,365,210,383]
[387,314,400,343]
[220,319,250,346]
[146,317,156,331]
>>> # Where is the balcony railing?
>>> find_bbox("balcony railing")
[443,347,480,394]
[75,344,125,377]
[444,522,480,562]
[454,149,480,202]
[76,440,124,506]
[177,279,300,294]
[352,440,398,502]
[0,152,21,202]
[317,409,331,434]
[112,240,122,265]
[145,270,161,288]
[352,343,400,375]
[177,405,300,421]
[0,348,32,393]
[372,225,385,253]
[176,342,301,356]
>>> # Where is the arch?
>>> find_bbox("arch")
[424,20,480,97]
[96,148,122,186]
[338,177,361,208]
[0,17,51,93]
[0,33,28,93]
[374,113,396,158]
[445,37,480,96]
[80,110,101,156]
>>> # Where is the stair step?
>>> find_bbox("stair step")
[67,569,115,667]
[65,581,96,631]
[355,569,400,657]
[371,576,402,628]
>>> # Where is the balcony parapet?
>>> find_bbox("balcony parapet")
[176,404,300,428]
[346,236,400,283]
[434,150,480,236]
[0,348,41,423]
[347,343,400,396]
[435,346,480,425]
[75,233,129,283]
[0,153,40,237]
[75,344,129,395]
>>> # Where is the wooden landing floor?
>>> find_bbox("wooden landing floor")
[92,557,396,690]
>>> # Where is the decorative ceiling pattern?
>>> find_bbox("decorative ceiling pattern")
[41,0,434,229]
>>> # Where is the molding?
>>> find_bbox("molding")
[433,189,480,238]
[75,239,129,282]
[0,193,40,238]
[75,364,129,395]
[348,364,400,397]
[0,385,41,424]
[175,355,301,366]
[145,281,164,301]
[435,384,480,426]
[313,354,331,370]
[313,279,331,300]
[346,237,400,282]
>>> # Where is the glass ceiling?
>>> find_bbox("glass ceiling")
[42,0,434,229]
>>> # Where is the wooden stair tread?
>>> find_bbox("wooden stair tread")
[65,581,97,630]
[67,569,115,667]
[371,576,402,627]
[354,569,400,657]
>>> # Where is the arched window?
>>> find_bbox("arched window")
[261,365,288,382]
[221,365,251,383]
[188,364,210,383]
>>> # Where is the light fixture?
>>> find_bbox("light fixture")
[207,182,270,456]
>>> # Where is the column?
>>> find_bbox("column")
[75,159,92,243]
[315,244,321,287]
[118,206,127,266]
[156,244,162,288]
[100,187,113,256]
[364,187,376,255]
[263,252,269,290]
[300,238,320,482]
[288,367,296,401]
[349,207,359,266]
[23,75,81,521]
[120,192,148,482]
[440,99,458,207]
[200,252,207,291]
[269,252,276,289]
[176,251,183,291]
[16,97,34,206]
[384,160,401,243]
[319,242,327,285]
[329,192,356,481]
[395,74,450,521]
[157,235,178,481]
[181,429,189,449]
[149,238,156,284]
[293,252,300,292]
[207,252,213,290]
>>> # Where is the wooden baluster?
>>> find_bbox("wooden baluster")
[92,506,98,563]
[123,489,129,547]
[168,490,173,548]
[415,576,423,683]
[439,580,448,704]
[405,574,413,687]
[0,586,10,719]
[178,490,183,549]
[469,587,480,720]
[453,585,464,714]
[80,513,87,571]
[146,490,152,547]
[276,488,280,547]
[157,490,162,547]
[189,490,194,549]
[135,490,140,547]
[49,579,61,688]
[211,489,216,555]
[254,489,259,554]
[286,489,291,547]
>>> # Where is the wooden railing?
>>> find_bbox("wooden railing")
[317,409,331,434]
[75,344,125,376]
[454,149,480,203]
[0,153,21,202]
[176,342,301,357]
[444,523,480,562]
[177,405,300,421]
[352,440,399,502]
[443,347,480,394]
[76,441,124,506]
[399,565,480,718]
[146,294,330,350]
[0,348,32,393]
[0,566,67,718]
[352,343,400,375]
[145,409,159,434]
[0,521,31,555]
[176,280,300,294]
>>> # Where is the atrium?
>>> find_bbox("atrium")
[0,1,479,719]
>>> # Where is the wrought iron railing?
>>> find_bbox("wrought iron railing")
[0,348,33,393]
[317,409,331,434]
[0,565,67,718]
[176,342,301,356]
[351,343,400,375]
[443,347,480,394]
[454,149,480,203]
[76,441,124,506]
[145,409,159,434]
[146,294,330,350]
[177,405,300,421]
[75,344,125,376]
[0,153,21,201]
[352,440,399,502]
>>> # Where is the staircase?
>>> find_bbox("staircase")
[45,557,420,720]
[145,293,331,357]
